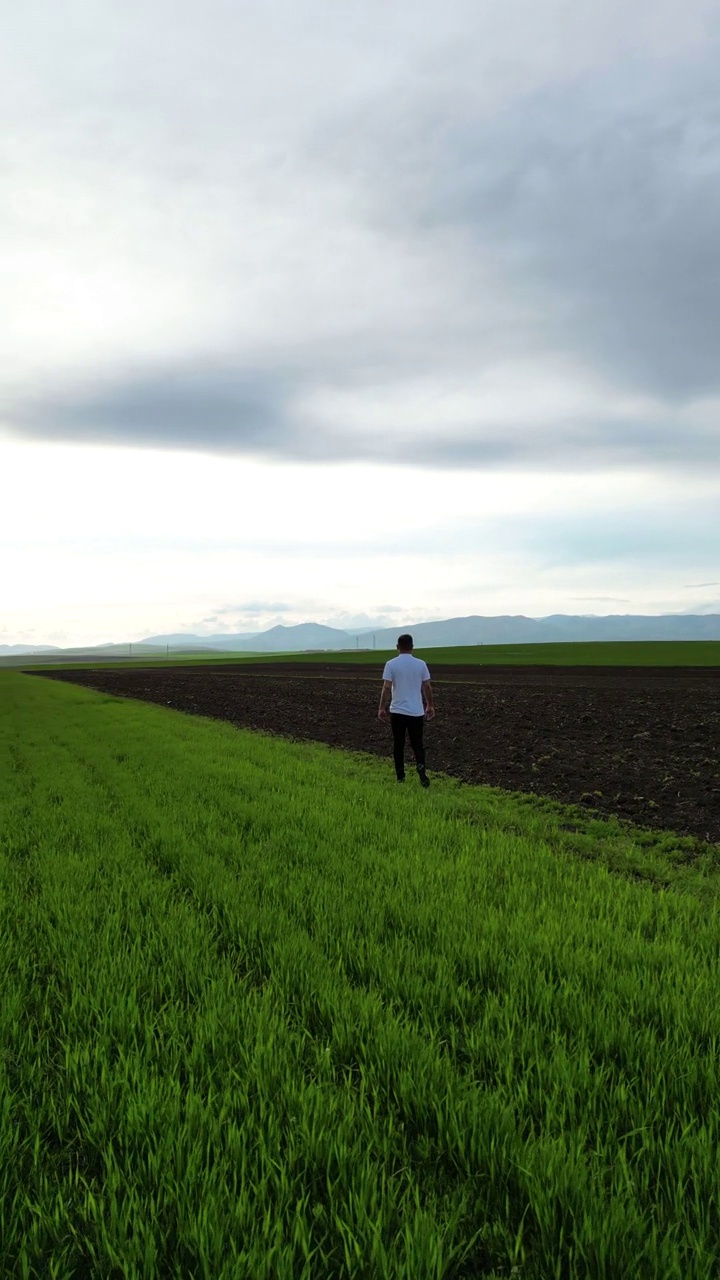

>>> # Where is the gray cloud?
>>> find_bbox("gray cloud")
[12,363,720,472]
[3,1,720,473]
[337,44,720,402]
[14,368,294,453]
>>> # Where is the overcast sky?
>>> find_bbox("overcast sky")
[2,0,719,645]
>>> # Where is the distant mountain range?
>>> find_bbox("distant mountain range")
[4,614,720,658]
[144,612,720,650]
[0,644,65,656]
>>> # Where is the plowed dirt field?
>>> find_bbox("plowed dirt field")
[39,663,720,846]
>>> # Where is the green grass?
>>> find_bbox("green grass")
[18,638,720,672]
[2,670,720,1278]
[421,639,720,666]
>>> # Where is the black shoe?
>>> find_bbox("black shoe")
[417,768,430,788]
[396,774,405,783]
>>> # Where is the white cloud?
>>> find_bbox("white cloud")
[2,437,718,644]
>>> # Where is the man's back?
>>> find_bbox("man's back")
[382,652,431,716]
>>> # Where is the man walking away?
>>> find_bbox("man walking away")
[378,634,435,786]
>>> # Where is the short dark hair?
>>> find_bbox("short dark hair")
[397,634,413,651]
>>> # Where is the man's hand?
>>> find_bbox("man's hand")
[378,678,392,722]
[425,706,435,721]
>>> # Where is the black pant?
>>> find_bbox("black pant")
[390,713,426,777]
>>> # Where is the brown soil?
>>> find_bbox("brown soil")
[38,662,720,846]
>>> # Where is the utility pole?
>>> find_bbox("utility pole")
[373,633,376,649]
[129,642,132,658]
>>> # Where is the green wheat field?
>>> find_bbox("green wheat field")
[13,638,720,671]
[2,668,720,1278]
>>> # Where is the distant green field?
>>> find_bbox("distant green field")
[328,640,720,667]
[2,669,720,1278]
[26,638,720,672]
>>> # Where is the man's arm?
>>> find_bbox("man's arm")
[378,679,392,721]
[422,679,435,720]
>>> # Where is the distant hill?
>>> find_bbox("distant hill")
[0,644,64,655]
[6,615,720,661]
[139,614,720,652]
[140,616,557,651]
[132,632,256,647]
[141,623,355,651]
[539,615,720,641]
[359,615,558,649]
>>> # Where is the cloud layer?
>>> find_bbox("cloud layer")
[2,0,719,473]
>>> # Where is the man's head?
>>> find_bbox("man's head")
[397,634,414,652]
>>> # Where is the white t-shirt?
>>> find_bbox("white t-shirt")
[382,653,431,716]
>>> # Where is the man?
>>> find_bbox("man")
[378,634,435,786]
